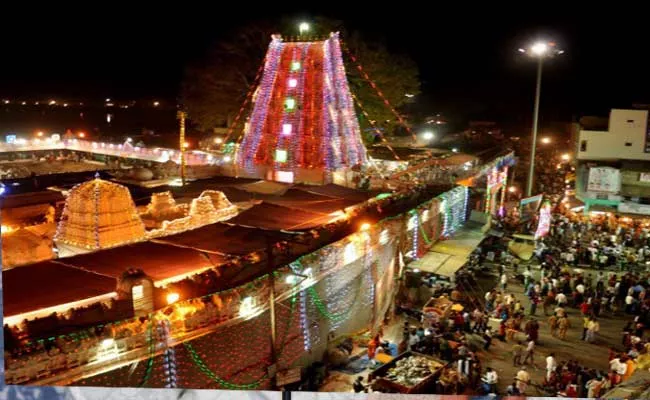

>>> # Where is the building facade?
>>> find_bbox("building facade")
[576,108,650,216]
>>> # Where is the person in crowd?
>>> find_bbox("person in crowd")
[586,317,600,343]
[353,376,367,393]
[548,313,558,337]
[523,338,536,366]
[546,353,557,381]
[558,315,571,340]
[512,340,524,367]
[506,380,521,396]
[483,367,498,394]
[515,366,530,394]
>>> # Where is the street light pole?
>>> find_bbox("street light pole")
[526,57,543,197]
[177,111,186,186]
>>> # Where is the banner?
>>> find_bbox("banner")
[535,201,552,239]
[587,167,621,194]
[520,194,543,222]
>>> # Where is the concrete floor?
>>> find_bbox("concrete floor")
[479,268,629,396]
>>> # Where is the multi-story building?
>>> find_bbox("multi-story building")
[576,108,650,216]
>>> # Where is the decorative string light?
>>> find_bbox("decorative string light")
[239,36,283,173]
[237,33,367,179]
[342,43,418,143]
[221,59,267,147]
[350,92,401,161]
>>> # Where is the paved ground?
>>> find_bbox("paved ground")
[319,263,631,395]
[479,265,629,396]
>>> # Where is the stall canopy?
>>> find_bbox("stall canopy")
[408,222,485,277]
[408,222,485,278]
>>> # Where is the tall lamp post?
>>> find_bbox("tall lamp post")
[518,41,564,197]
[177,110,187,186]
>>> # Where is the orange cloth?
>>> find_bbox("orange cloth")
[623,360,636,381]
[376,353,393,364]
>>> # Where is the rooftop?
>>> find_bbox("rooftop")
[3,180,376,318]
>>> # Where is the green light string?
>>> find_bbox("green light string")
[184,342,267,389]
[182,294,295,390]
[139,317,155,387]
[307,273,364,323]
[418,216,433,245]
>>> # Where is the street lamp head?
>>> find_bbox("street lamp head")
[531,42,548,56]
[422,131,435,141]
[299,22,310,34]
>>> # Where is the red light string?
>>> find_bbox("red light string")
[341,43,418,143]
[350,92,401,161]
[221,58,267,147]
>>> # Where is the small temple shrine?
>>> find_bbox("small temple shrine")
[53,177,147,256]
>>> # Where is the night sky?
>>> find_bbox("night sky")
[2,6,649,128]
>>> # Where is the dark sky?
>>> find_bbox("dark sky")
[2,6,649,126]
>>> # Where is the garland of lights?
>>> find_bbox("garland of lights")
[341,43,418,143]
[184,342,266,390]
[330,33,368,167]
[139,317,155,387]
[411,211,419,259]
[439,186,468,237]
[237,34,367,176]
[182,292,298,390]
[221,59,267,147]
[13,184,477,387]
[418,213,433,246]
[158,320,177,388]
[238,36,283,173]
[350,92,401,160]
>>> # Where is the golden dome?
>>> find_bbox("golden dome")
[54,177,146,250]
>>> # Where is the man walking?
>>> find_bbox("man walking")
[586,317,600,343]
[546,353,557,381]
[558,316,571,340]
[512,340,524,367]
[516,366,531,394]
[523,339,535,366]
[548,314,558,337]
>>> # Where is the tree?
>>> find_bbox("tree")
[181,17,420,143]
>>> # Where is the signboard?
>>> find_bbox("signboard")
[520,194,543,222]
[587,167,621,194]
[535,202,552,239]
[276,368,301,386]
[618,202,650,216]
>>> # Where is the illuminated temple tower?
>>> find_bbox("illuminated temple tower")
[236,32,367,184]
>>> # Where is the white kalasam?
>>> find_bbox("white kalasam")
[54,178,146,250]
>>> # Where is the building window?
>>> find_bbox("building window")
[580,140,587,152]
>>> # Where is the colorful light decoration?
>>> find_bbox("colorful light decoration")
[535,201,552,239]
[486,166,508,215]
[284,98,296,111]
[237,33,367,179]
[440,186,468,237]
[17,184,475,389]
[275,149,288,163]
